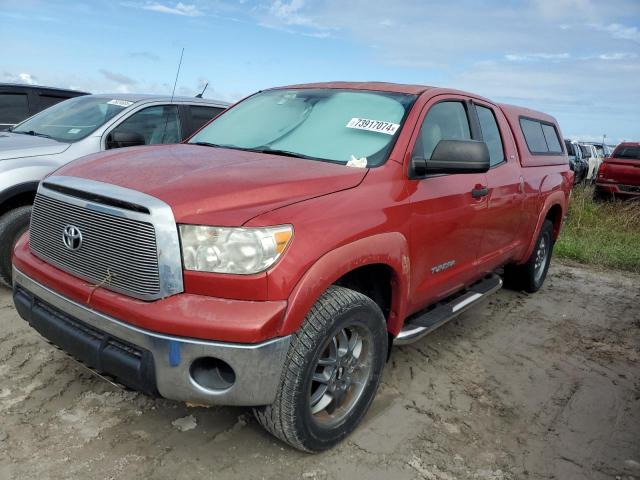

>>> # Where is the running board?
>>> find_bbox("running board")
[394,274,503,346]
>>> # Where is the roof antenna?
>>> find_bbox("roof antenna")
[196,82,208,98]
[160,47,184,143]
[170,47,185,102]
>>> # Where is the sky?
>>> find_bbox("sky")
[1,0,639,143]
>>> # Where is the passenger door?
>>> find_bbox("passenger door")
[406,96,488,312]
[472,101,525,273]
[105,105,182,149]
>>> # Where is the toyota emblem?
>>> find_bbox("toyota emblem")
[62,225,83,251]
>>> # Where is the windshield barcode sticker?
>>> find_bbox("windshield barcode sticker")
[107,99,134,107]
[346,118,400,135]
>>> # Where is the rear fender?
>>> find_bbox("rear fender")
[520,174,568,262]
[279,233,411,337]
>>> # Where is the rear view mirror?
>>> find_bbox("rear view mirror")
[106,130,146,149]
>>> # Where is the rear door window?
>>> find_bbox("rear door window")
[112,105,182,146]
[476,105,505,166]
[414,101,471,159]
[0,93,30,126]
[187,105,224,137]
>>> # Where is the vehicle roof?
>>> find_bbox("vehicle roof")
[498,103,558,124]
[86,93,230,106]
[273,81,436,95]
[616,142,640,147]
[0,82,89,94]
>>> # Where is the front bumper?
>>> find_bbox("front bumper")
[13,268,291,406]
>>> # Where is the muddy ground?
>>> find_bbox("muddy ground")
[0,261,638,480]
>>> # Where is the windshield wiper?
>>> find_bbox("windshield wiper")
[244,146,317,160]
[12,130,53,139]
[192,141,224,148]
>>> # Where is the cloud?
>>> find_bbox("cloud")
[2,71,39,85]
[505,53,571,62]
[591,23,640,42]
[99,69,137,86]
[141,2,203,17]
[129,51,160,61]
[597,52,638,60]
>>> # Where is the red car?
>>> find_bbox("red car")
[12,82,573,451]
[595,142,640,199]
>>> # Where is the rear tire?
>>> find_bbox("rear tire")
[254,285,387,452]
[0,206,32,287]
[504,219,554,293]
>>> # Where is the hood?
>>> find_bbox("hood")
[55,144,368,225]
[0,131,71,160]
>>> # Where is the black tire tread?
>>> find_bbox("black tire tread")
[504,219,554,293]
[254,285,385,452]
[0,206,32,287]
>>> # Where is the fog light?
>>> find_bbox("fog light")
[190,357,236,391]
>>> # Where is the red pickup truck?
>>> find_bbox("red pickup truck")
[12,82,572,452]
[595,142,640,199]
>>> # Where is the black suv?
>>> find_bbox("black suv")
[0,83,89,130]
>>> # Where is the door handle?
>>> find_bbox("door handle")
[471,186,489,198]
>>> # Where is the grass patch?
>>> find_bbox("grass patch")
[555,185,640,273]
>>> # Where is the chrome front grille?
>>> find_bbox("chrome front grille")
[30,192,161,299]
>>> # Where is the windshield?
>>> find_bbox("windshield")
[12,96,132,142]
[189,88,416,166]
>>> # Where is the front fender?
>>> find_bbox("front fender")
[279,232,411,337]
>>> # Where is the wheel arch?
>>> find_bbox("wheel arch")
[279,233,411,338]
[0,182,39,217]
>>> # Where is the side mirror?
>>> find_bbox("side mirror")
[106,130,146,149]
[427,140,490,175]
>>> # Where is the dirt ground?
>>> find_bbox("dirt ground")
[0,261,638,480]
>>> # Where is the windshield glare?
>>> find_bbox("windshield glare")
[189,89,415,166]
[13,96,132,142]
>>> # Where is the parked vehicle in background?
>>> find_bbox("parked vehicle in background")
[0,94,229,285]
[12,82,572,452]
[580,143,602,182]
[0,83,89,131]
[591,142,617,158]
[564,139,587,184]
[594,142,640,200]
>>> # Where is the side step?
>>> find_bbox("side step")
[395,274,503,346]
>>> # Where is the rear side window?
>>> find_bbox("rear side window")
[414,101,471,159]
[476,105,505,166]
[187,106,224,136]
[38,95,68,111]
[542,124,562,153]
[520,117,563,154]
[0,93,30,125]
[564,140,575,156]
[614,146,640,160]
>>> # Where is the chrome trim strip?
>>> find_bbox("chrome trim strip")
[36,175,183,300]
[14,268,291,406]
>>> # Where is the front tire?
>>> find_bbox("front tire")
[0,206,32,287]
[254,285,388,452]
[504,219,554,293]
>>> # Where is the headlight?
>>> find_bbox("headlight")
[179,225,293,274]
